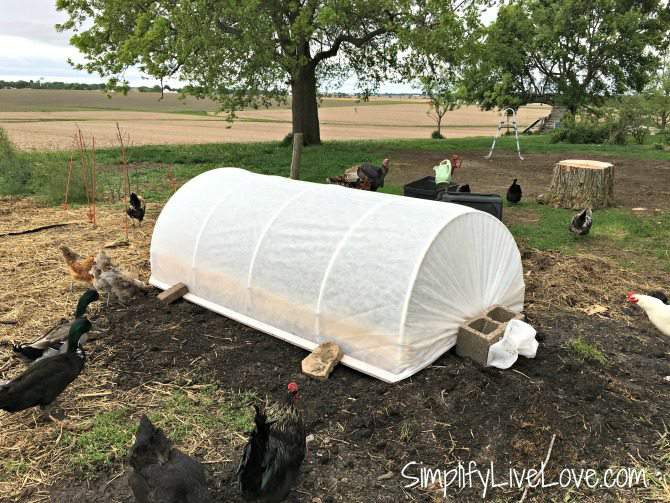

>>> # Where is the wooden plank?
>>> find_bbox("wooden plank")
[158,282,189,304]
[290,133,303,180]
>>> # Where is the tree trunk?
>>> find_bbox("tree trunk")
[545,160,614,209]
[291,66,321,145]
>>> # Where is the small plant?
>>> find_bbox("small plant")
[568,337,608,365]
[431,130,445,140]
[399,420,419,443]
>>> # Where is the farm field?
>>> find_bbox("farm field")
[0,89,550,150]
[0,137,669,502]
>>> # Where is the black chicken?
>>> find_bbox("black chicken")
[238,382,306,503]
[127,192,146,226]
[569,208,593,236]
[0,318,90,413]
[128,415,211,503]
[12,289,99,362]
[506,179,522,204]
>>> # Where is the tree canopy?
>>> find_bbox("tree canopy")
[56,0,480,145]
[463,0,670,113]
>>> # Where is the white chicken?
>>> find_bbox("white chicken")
[627,291,670,337]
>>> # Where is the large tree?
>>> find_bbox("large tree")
[463,0,670,113]
[56,0,479,145]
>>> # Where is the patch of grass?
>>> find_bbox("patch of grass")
[567,337,609,366]
[0,128,31,195]
[0,459,30,482]
[150,385,255,444]
[508,203,670,272]
[63,408,135,474]
[63,386,256,477]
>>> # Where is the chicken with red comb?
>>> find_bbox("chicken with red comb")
[626,292,670,336]
[237,382,306,502]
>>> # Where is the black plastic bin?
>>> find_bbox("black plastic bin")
[437,192,503,220]
[404,176,457,200]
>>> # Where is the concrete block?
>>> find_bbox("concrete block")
[456,305,524,366]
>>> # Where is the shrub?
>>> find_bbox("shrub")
[431,130,445,139]
[0,128,32,195]
[550,114,609,144]
[29,155,87,205]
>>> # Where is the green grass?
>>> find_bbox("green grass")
[5,134,668,205]
[508,203,670,272]
[63,386,255,476]
[567,337,609,366]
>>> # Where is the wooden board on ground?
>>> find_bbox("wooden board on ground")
[302,342,343,380]
[544,159,614,209]
[157,282,189,304]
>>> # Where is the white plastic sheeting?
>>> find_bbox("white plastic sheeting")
[150,168,525,382]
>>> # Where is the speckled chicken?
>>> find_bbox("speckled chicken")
[569,208,592,236]
[128,415,211,503]
[90,251,148,305]
[237,382,306,502]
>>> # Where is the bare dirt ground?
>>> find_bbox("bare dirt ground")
[0,150,668,502]
[0,104,549,150]
[387,149,670,211]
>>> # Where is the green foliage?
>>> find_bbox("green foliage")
[568,338,608,366]
[30,154,88,205]
[55,0,484,143]
[551,114,609,144]
[0,128,31,195]
[431,130,445,139]
[464,0,670,112]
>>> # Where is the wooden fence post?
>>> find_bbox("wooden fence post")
[290,133,303,180]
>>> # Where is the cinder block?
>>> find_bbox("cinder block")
[455,305,524,366]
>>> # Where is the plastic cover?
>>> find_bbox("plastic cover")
[150,168,525,382]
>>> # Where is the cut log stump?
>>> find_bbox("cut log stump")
[545,160,614,209]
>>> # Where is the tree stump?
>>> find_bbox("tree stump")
[545,160,614,209]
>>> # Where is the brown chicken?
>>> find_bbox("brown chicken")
[60,246,95,288]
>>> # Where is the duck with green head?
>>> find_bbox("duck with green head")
[12,288,99,363]
[0,317,91,413]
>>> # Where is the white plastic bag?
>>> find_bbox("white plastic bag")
[487,319,538,369]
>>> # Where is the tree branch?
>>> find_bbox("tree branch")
[312,26,389,65]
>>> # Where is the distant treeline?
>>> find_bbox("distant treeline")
[0,80,173,93]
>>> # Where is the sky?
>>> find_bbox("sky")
[0,0,496,94]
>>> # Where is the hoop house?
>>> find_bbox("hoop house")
[150,168,524,382]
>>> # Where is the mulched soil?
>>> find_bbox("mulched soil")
[47,290,670,503]
[387,150,670,210]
